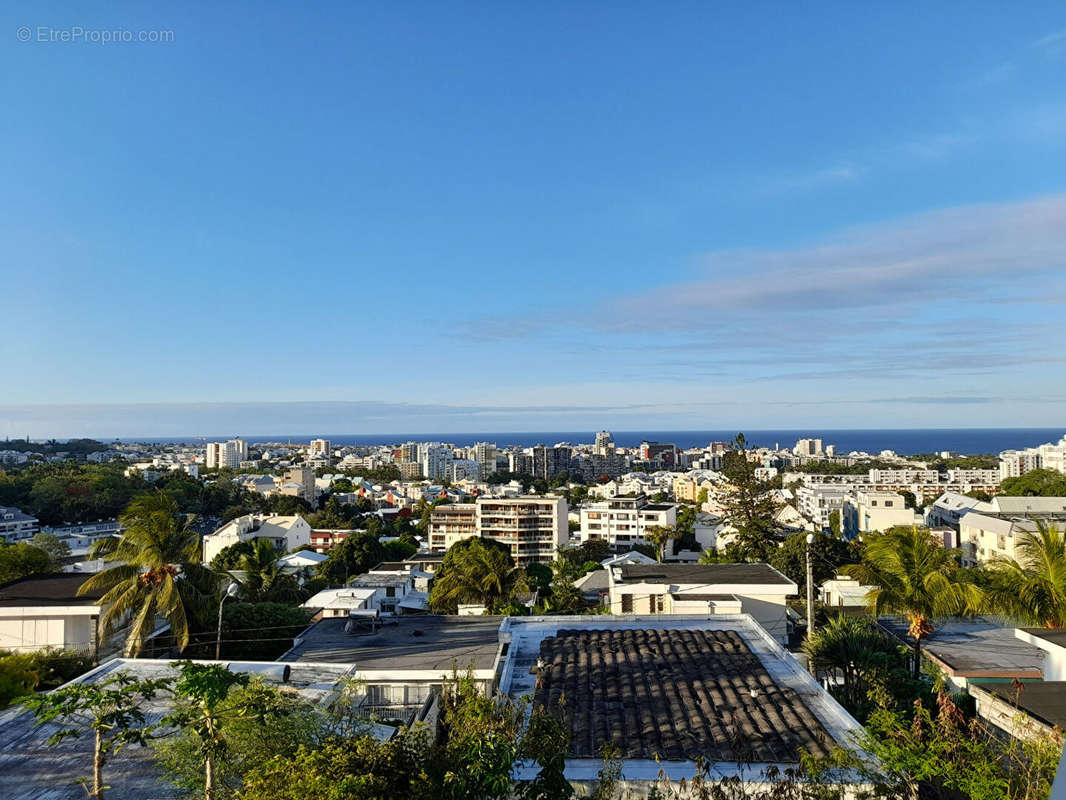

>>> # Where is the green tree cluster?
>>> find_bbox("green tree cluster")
[429,538,528,613]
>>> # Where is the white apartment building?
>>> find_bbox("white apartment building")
[867,469,939,484]
[841,491,919,537]
[926,492,994,529]
[206,438,248,469]
[0,506,39,542]
[0,573,108,655]
[998,437,1066,480]
[957,497,1066,566]
[420,444,453,481]
[309,438,332,460]
[202,514,312,563]
[428,496,568,564]
[795,486,849,530]
[576,496,678,551]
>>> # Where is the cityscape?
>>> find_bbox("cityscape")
[4,3,1066,799]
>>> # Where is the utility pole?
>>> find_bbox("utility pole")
[805,533,815,640]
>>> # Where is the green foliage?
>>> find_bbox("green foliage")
[30,532,72,563]
[0,650,39,708]
[183,602,312,661]
[0,541,53,583]
[0,647,96,708]
[241,730,433,800]
[785,459,901,476]
[858,695,1059,800]
[644,524,679,563]
[525,562,554,595]
[770,531,857,595]
[233,539,303,604]
[845,526,983,677]
[156,677,322,800]
[78,492,213,656]
[827,509,841,537]
[429,538,528,614]
[719,434,782,562]
[381,538,417,561]
[557,539,610,567]
[803,615,922,721]
[437,673,528,800]
[985,522,1066,628]
[1000,468,1066,497]
[210,540,256,571]
[0,463,148,525]
[23,671,171,799]
[911,453,1000,471]
[316,532,386,584]
[516,710,574,800]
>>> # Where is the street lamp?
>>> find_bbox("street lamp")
[805,534,815,642]
[215,582,240,660]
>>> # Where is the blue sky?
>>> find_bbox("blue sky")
[3,2,1066,437]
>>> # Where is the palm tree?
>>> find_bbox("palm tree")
[232,538,302,603]
[78,492,211,657]
[428,538,528,613]
[844,526,983,678]
[986,522,1066,628]
[803,614,907,718]
[645,525,679,563]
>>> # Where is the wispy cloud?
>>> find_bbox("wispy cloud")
[1032,29,1066,53]
[460,194,1066,385]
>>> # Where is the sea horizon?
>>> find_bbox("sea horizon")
[65,426,1066,455]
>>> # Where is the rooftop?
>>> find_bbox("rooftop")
[531,627,832,762]
[0,573,104,607]
[616,563,795,587]
[278,614,504,675]
[971,680,1066,731]
[499,615,864,782]
[0,658,355,800]
[879,617,1044,678]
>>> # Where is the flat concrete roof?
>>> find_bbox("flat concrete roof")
[0,658,355,800]
[972,680,1066,730]
[279,614,504,674]
[880,617,1044,678]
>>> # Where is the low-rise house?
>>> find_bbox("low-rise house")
[302,586,382,619]
[926,491,993,529]
[202,514,312,563]
[0,573,107,655]
[819,576,877,611]
[1016,627,1066,680]
[606,563,797,643]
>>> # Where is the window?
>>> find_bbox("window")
[386,587,395,597]
[652,594,665,613]
[621,594,633,613]
[884,501,893,507]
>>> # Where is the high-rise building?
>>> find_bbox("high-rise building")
[793,438,824,457]
[206,438,247,469]
[309,439,332,460]
[282,466,316,503]
[428,496,568,564]
[473,442,497,478]
[420,444,453,481]
[532,445,571,479]
[594,430,614,455]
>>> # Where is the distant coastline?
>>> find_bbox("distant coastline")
[94,427,1066,455]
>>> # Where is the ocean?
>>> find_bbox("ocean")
[123,428,1065,455]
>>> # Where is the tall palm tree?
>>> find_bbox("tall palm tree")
[986,522,1066,628]
[79,492,211,656]
[844,526,983,678]
[428,538,528,613]
[233,538,302,603]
